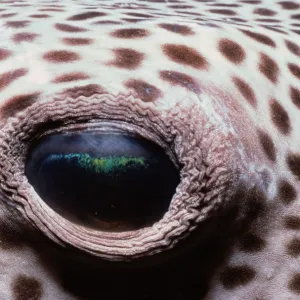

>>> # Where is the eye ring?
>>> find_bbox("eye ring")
[0,91,238,261]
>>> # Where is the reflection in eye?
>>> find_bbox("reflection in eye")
[25,131,180,231]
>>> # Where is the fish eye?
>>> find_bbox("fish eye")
[25,130,180,232]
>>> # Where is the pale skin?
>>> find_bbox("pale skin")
[0,0,300,299]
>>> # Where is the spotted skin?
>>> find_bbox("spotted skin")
[0,0,299,299]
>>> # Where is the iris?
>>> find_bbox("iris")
[25,131,180,231]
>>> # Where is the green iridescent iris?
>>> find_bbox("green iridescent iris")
[48,153,148,174]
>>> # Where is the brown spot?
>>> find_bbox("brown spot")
[55,23,87,33]
[270,99,290,134]
[219,39,246,64]
[0,69,27,91]
[291,14,300,20]
[67,11,106,21]
[289,273,300,294]
[253,8,276,16]
[241,29,276,47]
[288,63,300,80]
[209,9,237,15]
[110,48,144,69]
[62,37,93,46]
[285,40,300,56]
[159,23,194,35]
[39,8,64,12]
[111,28,149,39]
[94,20,122,25]
[125,79,162,102]
[160,70,201,93]
[0,220,26,250]
[12,32,38,44]
[53,72,90,83]
[259,53,279,83]
[163,44,208,69]
[29,14,51,18]
[287,238,300,257]
[0,49,11,61]
[43,50,80,63]
[12,275,42,300]
[1,93,40,119]
[219,265,256,289]
[6,21,30,28]
[284,216,300,230]
[125,12,154,18]
[61,84,104,98]
[257,130,276,161]
[278,179,297,204]
[232,77,257,107]
[290,86,300,109]
[0,13,17,18]
[239,233,266,252]
[261,25,287,34]
[287,153,300,181]
[279,1,300,9]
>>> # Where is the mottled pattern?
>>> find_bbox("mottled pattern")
[0,0,299,299]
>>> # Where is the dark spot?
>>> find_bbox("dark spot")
[219,39,246,64]
[1,93,40,119]
[125,12,154,18]
[55,23,87,33]
[259,53,279,83]
[241,29,276,47]
[291,14,300,20]
[12,32,38,44]
[160,70,201,93]
[239,233,266,252]
[110,48,144,69]
[261,25,287,34]
[43,50,80,63]
[0,69,27,91]
[253,8,276,16]
[111,28,149,39]
[219,265,256,289]
[61,84,104,98]
[6,21,30,28]
[29,14,51,18]
[284,215,300,230]
[270,99,291,134]
[0,13,17,18]
[53,72,90,83]
[288,63,300,80]
[62,37,93,46]
[12,275,42,300]
[94,20,122,25]
[163,44,208,69]
[290,86,300,109]
[285,40,300,56]
[240,0,262,3]
[232,77,257,107]
[67,11,106,21]
[287,153,300,181]
[159,23,194,35]
[289,273,300,294]
[0,49,12,61]
[125,79,162,102]
[292,30,300,36]
[39,8,64,12]
[209,9,237,15]
[278,179,297,204]
[257,130,276,161]
[287,238,300,257]
[279,1,300,9]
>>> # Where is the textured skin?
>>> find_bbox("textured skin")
[0,0,300,299]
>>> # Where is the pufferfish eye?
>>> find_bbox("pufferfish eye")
[25,130,180,231]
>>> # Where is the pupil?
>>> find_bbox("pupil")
[25,131,180,231]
